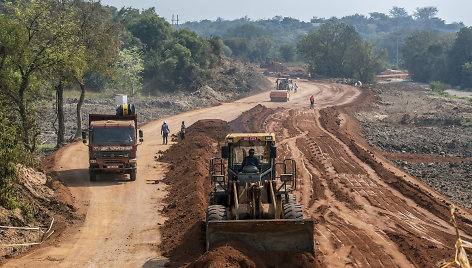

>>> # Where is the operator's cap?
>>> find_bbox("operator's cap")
[249,148,255,154]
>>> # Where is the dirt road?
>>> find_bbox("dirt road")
[6,79,471,267]
[4,80,360,267]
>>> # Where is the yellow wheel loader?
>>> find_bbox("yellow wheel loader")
[207,133,314,252]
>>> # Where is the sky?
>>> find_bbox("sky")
[100,0,470,26]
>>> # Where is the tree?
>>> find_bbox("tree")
[71,0,120,140]
[279,44,296,62]
[389,7,409,18]
[402,31,452,82]
[126,8,173,52]
[414,7,438,21]
[0,0,83,151]
[447,27,472,87]
[112,46,144,96]
[346,41,386,82]
[298,22,360,77]
[298,21,385,81]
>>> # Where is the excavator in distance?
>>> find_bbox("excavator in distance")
[207,133,314,252]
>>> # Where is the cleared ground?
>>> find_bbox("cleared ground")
[4,79,472,267]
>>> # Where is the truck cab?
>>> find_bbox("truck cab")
[83,114,143,181]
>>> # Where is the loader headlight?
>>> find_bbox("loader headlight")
[227,138,233,143]
[129,159,137,164]
[89,159,97,164]
[265,136,273,141]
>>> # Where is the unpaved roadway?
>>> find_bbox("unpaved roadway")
[5,79,472,267]
[3,79,359,267]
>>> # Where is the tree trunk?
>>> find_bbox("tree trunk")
[56,81,65,148]
[19,77,32,151]
[73,78,86,140]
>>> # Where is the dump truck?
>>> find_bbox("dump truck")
[206,133,314,252]
[270,78,293,102]
[82,95,143,182]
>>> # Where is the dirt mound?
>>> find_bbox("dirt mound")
[229,104,275,132]
[158,119,231,266]
[190,240,318,268]
[158,115,318,267]
[0,163,76,259]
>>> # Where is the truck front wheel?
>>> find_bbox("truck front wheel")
[130,169,137,181]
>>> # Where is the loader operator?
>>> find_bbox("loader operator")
[239,148,260,173]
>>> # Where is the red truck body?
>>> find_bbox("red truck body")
[86,114,140,181]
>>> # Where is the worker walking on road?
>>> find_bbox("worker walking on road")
[180,121,186,140]
[310,95,315,109]
[294,83,298,93]
[161,121,170,145]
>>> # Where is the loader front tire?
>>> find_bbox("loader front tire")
[283,194,297,205]
[206,205,227,222]
[283,203,303,219]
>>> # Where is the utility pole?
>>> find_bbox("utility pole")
[171,14,179,26]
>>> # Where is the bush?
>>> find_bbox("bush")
[429,81,451,91]
[0,110,33,219]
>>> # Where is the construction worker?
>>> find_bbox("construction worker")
[180,121,186,140]
[294,83,298,93]
[310,95,315,109]
[161,121,170,145]
[239,148,260,172]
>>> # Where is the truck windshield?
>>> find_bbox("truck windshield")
[90,127,135,145]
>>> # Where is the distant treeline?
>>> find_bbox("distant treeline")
[178,7,464,66]
[402,27,472,89]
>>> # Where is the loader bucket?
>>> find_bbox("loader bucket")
[206,219,314,253]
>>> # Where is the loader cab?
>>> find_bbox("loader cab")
[223,133,276,183]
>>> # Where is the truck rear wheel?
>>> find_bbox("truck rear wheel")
[89,170,96,182]
[206,205,227,222]
[283,203,303,219]
[129,169,137,181]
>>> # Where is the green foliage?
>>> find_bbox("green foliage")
[447,27,472,88]
[179,7,463,66]
[114,8,222,94]
[112,46,144,96]
[0,0,85,151]
[460,118,472,127]
[297,22,385,82]
[222,24,274,62]
[0,110,33,218]
[429,81,451,91]
[402,31,453,82]
[402,27,472,89]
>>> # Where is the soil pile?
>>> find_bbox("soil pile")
[158,119,231,266]
[190,241,316,268]
[158,115,318,267]
[0,162,76,259]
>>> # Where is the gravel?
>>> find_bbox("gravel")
[356,83,472,209]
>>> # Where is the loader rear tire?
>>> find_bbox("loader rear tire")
[283,204,303,219]
[206,205,227,222]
